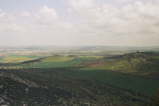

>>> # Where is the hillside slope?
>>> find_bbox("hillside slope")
[84,52,159,78]
[0,70,148,106]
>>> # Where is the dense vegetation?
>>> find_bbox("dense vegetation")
[0,52,159,106]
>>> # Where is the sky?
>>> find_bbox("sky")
[0,0,159,47]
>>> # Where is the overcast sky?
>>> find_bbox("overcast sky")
[0,0,159,46]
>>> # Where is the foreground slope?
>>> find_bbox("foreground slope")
[0,69,148,106]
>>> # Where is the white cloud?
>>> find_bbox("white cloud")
[21,11,31,17]
[0,0,159,46]
[69,0,96,9]
[34,6,58,25]
[0,10,24,32]
[67,0,159,46]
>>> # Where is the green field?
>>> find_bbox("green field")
[0,55,39,63]
[20,56,101,68]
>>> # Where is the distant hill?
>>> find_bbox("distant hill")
[0,46,159,55]
[84,52,159,79]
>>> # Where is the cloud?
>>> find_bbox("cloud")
[0,10,24,32]
[34,6,59,25]
[69,0,96,9]
[21,11,31,17]
[67,0,159,46]
[0,0,159,46]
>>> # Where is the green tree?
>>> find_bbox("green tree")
[149,89,159,106]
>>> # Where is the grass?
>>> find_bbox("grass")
[1,52,159,96]
[0,55,39,63]
[12,67,159,96]
[1,68,148,106]
[21,56,101,68]
[64,69,159,96]
[42,56,74,62]
[83,59,138,72]
[83,53,159,74]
